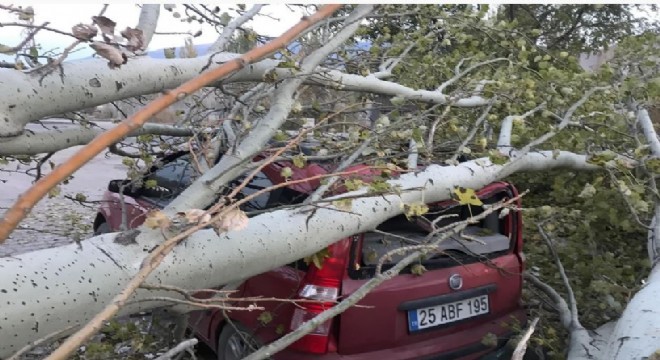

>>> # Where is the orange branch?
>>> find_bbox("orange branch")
[0,5,343,243]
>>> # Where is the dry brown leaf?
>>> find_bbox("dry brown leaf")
[120,27,145,52]
[144,210,171,229]
[90,42,127,69]
[216,208,249,232]
[92,15,116,41]
[176,209,211,224]
[72,24,98,41]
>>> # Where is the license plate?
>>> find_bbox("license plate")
[407,294,489,332]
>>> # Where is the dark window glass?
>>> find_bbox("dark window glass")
[239,171,273,211]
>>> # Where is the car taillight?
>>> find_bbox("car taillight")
[289,239,350,354]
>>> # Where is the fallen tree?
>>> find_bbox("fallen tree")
[0,4,659,360]
[0,150,597,356]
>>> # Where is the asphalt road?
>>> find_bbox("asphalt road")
[0,119,127,257]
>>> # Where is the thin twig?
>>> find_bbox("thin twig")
[154,338,198,360]
[536,221,579,326]
[0,22,49,54]
[437,58,509,93]
[449,98,496,163]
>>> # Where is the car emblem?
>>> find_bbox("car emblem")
[448,274,463,291]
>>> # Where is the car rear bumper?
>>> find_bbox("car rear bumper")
[274,309,526,360]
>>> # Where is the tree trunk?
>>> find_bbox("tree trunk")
[0,152,596,357]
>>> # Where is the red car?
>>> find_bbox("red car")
[94,151,526,360]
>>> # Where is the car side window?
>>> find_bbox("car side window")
[146,155,198,198]
[238,171,273,211]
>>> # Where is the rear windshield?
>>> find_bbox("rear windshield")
[348,190,516,280]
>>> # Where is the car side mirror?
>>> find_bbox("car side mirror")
[107,179,144,197]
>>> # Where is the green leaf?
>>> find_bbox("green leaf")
[280,167,293,179]
[403,202,429,219]
[304,247,331,269]
[587,150,618,166]
[646,158,660,173]
[452,187,483,206]
[390,96,405,106]
[488,150,509,165]
[273,130,287,141]
[163,48,176,59]
[292,154,306,168]
[257,311,273,325]
[219,12,231,26]
[411,263,427,276]
[368,180,392,193]
[263,69,278,83]
[481,332,498,347]
[48,186,61,198]
[145,179,158,189]
[332,199,352,211]
[276,60,298,69]
[344,178,365,191]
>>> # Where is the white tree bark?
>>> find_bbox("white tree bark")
[0,123,193,155]
[207,4,265,53]
[136,4,161,50]
[0,151,599,357]
[0,53,489,139]
[0,54,275,137]
[601,265,660,359]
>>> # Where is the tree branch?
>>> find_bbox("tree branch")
[304,138,373,204]
[636,107,660,263]
[0,22,49,55]
[427,104,451,155]
[0,124,194,156]
[407,138,418,169]
[154,338,198,360]
[498,87,607,179]
[437,58,509,93]
[637,107,660,158]
[136,4,161,50]
[511,317,540,360]
[207,4,265,53]
[167,5,375,213]
[497,102,546,151]
[536,222,580,327]
[450,98,495,163]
